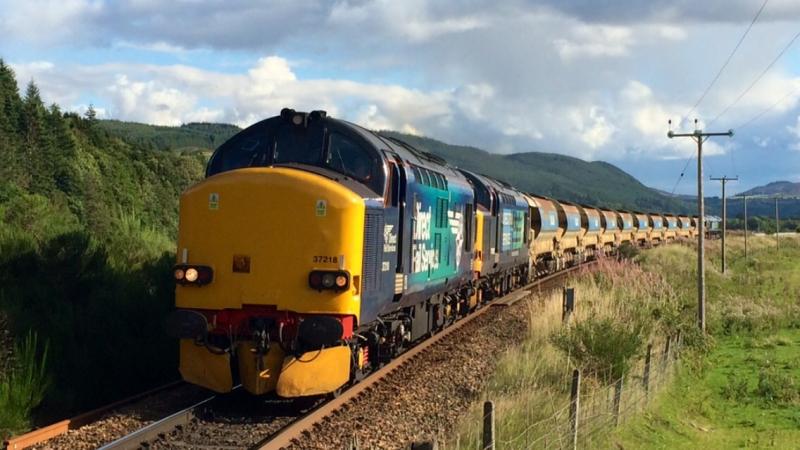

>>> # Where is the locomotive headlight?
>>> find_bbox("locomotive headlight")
[185,268,199,282]
[292,114,303,125]
[309,270,350,291]
[173,264,213,286]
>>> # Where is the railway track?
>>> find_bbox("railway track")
[3,381,212,450]
[5,261,595,450]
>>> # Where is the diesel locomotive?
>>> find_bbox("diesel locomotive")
[169,109,696,398]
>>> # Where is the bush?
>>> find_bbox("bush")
[617,242,640,260]
[551,318,644,383]
[0,332,50,439]
[757,364,799,405]
[0,230,178,419]
[721,377,749,401]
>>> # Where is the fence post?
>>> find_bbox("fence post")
[613,378,623,427]
[662,336,671,368]
[562,287,575,323]
[483,401,495,450]
[643,344,652,403]
[569,369,581,450]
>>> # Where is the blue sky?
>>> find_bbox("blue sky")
[1,0,799,195]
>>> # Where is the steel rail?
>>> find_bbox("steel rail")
[3,380,185,450]
[253,260,597,450]
[96,395,217,450]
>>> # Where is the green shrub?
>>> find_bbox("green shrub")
[0,332,50,439]
[721,377,749,401]
[618,242,640,260]
[551,318,644,383]
[757,364,799,405]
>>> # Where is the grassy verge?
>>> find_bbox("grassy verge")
[606,235,800,449]
[610,328,800,449]
[449,234,800,449]
[448,256,697,448]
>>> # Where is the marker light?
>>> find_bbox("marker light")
[174,268,185,281]
[335,275,348,288]
[322,273,335,288]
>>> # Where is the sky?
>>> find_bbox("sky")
[1,0,799,195]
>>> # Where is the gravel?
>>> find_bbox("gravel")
[144,393,314,450]
[286,297,537,450]
[32,384,210,450]
[28,282,559,450]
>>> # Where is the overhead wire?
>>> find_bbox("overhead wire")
[669,0,769,195]
[735,83,800,131]
[681,0,770,122]
[708,28,800,127]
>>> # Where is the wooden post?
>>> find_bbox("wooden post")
[483,401,495,450]
[643,344,652,402]
[662,337,671,368]
[613,378,623,426]
[562,287,575,323]
[569,369,581,450]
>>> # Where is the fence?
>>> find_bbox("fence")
[475,333,684,450]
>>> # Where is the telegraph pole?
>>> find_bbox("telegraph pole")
[668,120,734,333]
[743,195,748,261]
[776,197,780,251]
[710,176,737,273]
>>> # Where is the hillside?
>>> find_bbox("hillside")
[739,181,800,197]
[0,60,207,425]
[97,120,240,152]
[95,121,688,212]
[381,132,688,213]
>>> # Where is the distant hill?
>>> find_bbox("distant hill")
[739,181,800,197]
[97,120,693,213]
[382,132,689,213]
[98,120,240,152]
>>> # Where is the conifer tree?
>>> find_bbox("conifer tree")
[23,80,52,194]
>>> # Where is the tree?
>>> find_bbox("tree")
[84,104,97,123]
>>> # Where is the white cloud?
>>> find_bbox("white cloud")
[789,116,800,151]
[554,25,633,60]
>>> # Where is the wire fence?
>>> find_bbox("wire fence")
[440,333,684,450]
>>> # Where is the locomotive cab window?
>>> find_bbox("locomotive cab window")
[326,132,374,182]
[274,122,324,165]
[206,123,271,176]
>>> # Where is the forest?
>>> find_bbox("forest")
[0,59,207,434]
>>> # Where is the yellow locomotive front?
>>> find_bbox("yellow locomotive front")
[169,110,380,397]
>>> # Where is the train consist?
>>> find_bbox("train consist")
[169,109,698,398]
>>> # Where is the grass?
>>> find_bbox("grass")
[448,234,800,449]
[610,329,800,449]
[447,257,693,449]
[0,331,50,440]
[606,234,800,449]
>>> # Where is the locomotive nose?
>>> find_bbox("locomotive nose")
[173,167,365,395]
[174,166,365,313]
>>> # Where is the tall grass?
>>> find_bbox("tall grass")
[449,257,692,448]
[0,332,50,439]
